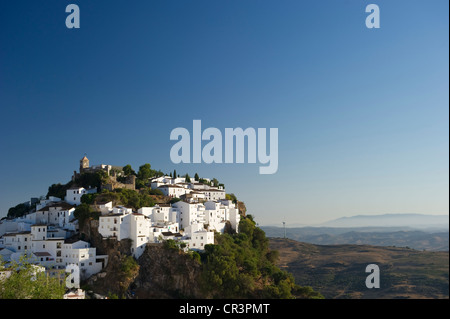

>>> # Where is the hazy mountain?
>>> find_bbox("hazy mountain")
[261,226,449,251]
[319,213,449,229]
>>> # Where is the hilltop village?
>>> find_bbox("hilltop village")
[0,156,241,297]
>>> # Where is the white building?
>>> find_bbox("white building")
[198,188,226,201]
[62,240,107,279]
[172,201,206,231]
[98,207,153,259]
[183,229,214,251]
[97,201,113,215]
[0,224,107,278]
[157,185,192,198]
[129,213,152,258]
[35,196,62,211]
[65,187,97,206]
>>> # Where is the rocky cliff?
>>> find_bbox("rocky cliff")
[134,244,206,299]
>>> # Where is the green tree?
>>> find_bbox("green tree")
[47,182,72,200]
[137,163,153,181]
[74,203,99,227]
[225,193,237,204]
[73,171,106,190]
[7,203,30,219]
[199,215,322,299]
[185,174,191,183]
[0,256,66,299]
[123,164,136,176]
[81,193,97,205]
[194,173,199,181]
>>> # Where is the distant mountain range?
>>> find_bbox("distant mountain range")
[261,214,449,251]
[318,213,449,229]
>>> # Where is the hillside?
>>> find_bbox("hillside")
[78,216,323,299]
[269,237,449,299]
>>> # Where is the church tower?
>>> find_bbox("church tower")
[80,155,89,173]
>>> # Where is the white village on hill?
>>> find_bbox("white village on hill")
[0,156,240,298]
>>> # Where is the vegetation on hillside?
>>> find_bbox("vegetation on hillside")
[0,256,66,299]
[7,202,32,219]
[198,215,323,299]
[82,188,156,210]
[269,238,449,299]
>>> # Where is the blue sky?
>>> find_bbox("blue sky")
[0,0,448,225]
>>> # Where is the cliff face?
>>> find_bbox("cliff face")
[79,219,206,299]
[79,220,138,297]
[134,245,206,299]
[237,201,246,216]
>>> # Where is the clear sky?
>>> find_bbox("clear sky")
[0,0,448,225]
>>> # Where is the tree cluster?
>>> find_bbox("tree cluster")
[0,256,66,299]
[199,215,323,299]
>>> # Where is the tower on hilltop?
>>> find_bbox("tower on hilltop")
[80,154,89,173]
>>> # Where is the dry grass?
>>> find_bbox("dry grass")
[269,238,449,299]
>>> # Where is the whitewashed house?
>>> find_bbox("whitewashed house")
[198,188,226,201]
[98,207,152,258]
[158,184,192,198]
[183,229,214,251]
[129,213,151,258]
[35,196,61,211]
[172,201,206,231]
[62,240,107,279]
[65,187,97,206]
[97,201,113,215]
[0,224,107,278]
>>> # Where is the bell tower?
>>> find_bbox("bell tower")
[80,154,89,173]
